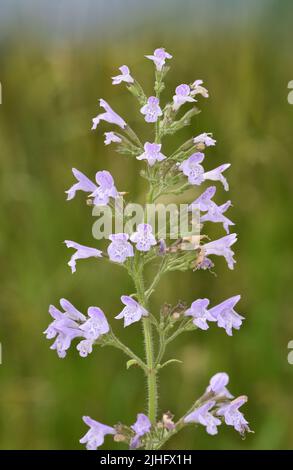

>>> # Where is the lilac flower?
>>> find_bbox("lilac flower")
[130,413,152,449]
[76,339,94,358]
[45,300,110,358]
[184,298,215,330]
[178,153,205,185]
[206,372,233,399]
[50,327,82,358]
[208,295,244,336]
[80,416,116,450]
[66,168,119,204]
[173,84,196,111]
[44,300,85,358]
[115,296,148,327]
[92,99,126,130]
[204,164,231,191]
[66,168,97,201]
[44,303,77,340]
[179,157,230,190]
[201,233,238,270]
[184,401,221,436]
[190,80,209,98]
[196,257,215,271]
[90,170,118,206]
[145,48,172,71]
[64,240,103,273]
[130,223,157,252]
[140,96,162,123]
[80,307,110,340]
[189,186,217,212]
[193,132,216,147]
[104,131,122,145]
[217,396,251,436]
[59,298,86,321]
[200,200,234,234]
[112,65,134,85]
[107,233,134,263]
[137,142,166,166]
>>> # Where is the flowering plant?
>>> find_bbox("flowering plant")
[45,48,252,450]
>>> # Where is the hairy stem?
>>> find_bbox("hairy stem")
[133,256,158,425]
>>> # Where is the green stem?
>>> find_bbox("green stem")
[142,317,157,424]
[145,257,168,299]
[133,257,158,425]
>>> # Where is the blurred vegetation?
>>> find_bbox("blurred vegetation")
[0,2,293,450]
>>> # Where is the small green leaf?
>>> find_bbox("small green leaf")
[126,359,138,369]
[158,359,183,370]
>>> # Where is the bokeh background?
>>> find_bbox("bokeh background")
[0,0,293,450]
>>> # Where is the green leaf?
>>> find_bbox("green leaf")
[126,359,138,369]
[158,359,183,370]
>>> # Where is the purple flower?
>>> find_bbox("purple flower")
[184,401,221,436]
[140,96,162,123]
[178,153,205,185]
[193,132,216,147]
[173,84,196,111]
[66,169,119,204]
[92,99,126,130]
[59,298,87,322]
[145,48,172,71]
[208,295,244,336]
[204,163,231,191]
[200,200,234,234]
[130,413,151,449]
[189,186,217,212]
[217,396,251,436]
[184,298,215,330]
[115,296,148,327]
[66,168,97,201]
[64,240,103,273]
[44,300,110,358]
[76,339,94,358]
[206,372,233,399]
[90,170,118,206]
[112,65,134,85]
[44,299,86,358]
[104,131,122,145]
[50,328,82,358]
[201,233,237,270]
[130,223,157,252]
[137,142,166,166]
[178,155,230,190]
[80,416,116,450]
[80,307,110,340]
[190,80,209,98]
[107,233,134,263]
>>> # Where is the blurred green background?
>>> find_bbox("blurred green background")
[0,0,293,450]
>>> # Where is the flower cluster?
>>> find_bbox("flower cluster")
[44,296,149,358]
[80,372,251,450]
[184,295,244,335]
[44,299,109,358]
[46,47,251,450]
[184,373,251,437]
